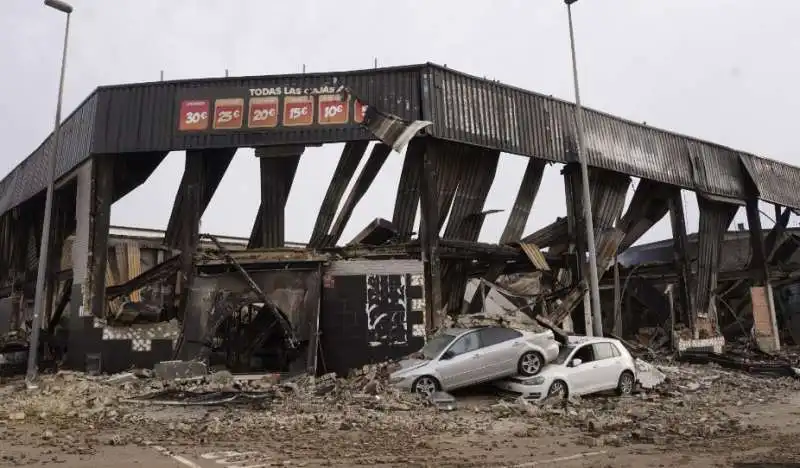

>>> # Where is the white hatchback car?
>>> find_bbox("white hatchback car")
[493,336,637,400]
[389,326,560,396]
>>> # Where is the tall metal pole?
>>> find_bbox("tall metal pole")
[27,2,72,389]
[566,0,604,336]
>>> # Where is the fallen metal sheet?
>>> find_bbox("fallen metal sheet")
[518,243,551,271]
[361,106,433,153]
[676,351,799,379]
[635,358,666,389]
[521,217,568,248]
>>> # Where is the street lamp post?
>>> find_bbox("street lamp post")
[26,0,73,389]
[565,0,604,337]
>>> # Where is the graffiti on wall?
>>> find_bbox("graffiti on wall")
[365,274,408,347]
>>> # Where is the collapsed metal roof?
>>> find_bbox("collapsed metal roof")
[3,62,799,218]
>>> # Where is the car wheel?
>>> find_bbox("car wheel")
[617,371,635,396]
[411,376,440,397]
[547,380,568,400]
[518,351,544,376]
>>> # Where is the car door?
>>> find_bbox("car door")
[564,344,601,395]
[435,331,483,389]
[476,327,524,379]
[591,342,624,391]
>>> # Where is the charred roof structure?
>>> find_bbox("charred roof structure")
[1,63,796,374]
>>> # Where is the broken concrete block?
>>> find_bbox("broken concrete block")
[105,372,138,386]
[429,391,456,411]
[635,358,666,390]
[153,360,207,381]
[677,336,725,354]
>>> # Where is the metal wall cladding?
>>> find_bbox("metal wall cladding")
[694,197,739,317]
[93,65,424,154]
[422,64,770,206]
[588,168,630,232]
[0,93,97,215]
[685,140,746,199]
[740,153,800,209]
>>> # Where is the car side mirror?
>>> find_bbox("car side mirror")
[441,350,455,360]
[570,358,583,367]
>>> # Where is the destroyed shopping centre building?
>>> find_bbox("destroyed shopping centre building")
[1,63,799,376]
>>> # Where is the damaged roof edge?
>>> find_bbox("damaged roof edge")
[418,63,800,210]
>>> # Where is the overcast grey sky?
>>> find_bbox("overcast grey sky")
[1,0,798,245]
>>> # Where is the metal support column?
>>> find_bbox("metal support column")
[416,139,443,331]
[668,189,694,331]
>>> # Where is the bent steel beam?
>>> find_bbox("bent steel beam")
[308,142,368,248]
[325,143,391,247]
[501,158,546,244]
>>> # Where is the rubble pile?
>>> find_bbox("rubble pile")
[0,359,798,457]
[443,310,545,333]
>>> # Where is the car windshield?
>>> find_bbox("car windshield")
[553,345,575,365]
[420,333,457,359]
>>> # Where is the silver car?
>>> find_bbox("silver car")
[389,326,560,395]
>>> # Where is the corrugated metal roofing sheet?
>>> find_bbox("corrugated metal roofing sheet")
[5,62,800,221]
[422,64,796,209]
[519,243,551,271]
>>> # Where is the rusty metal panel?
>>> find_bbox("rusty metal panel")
[93,65,424,154]
[126,240,142,302]
[519,243,551,271]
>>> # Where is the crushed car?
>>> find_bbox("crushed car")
[493,336,638,400]
[389,326,560,396]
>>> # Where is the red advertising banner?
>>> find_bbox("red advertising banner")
[178,100,210,131]
[318,94,349,125]
[283,96,314,126]
[213,98,244,130]
[248,97,279,128]
[353,99,368,124]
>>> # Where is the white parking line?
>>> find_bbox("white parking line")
[149,444,204,468]
[508,450,608,467]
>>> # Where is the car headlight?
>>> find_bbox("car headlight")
[389,376,406,384]
[526,376,546,386]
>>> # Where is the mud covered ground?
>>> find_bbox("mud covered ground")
[0,363,799,467]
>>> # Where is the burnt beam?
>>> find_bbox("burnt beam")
[745,198,768,285]
[668,188,694,327]
[694,194,739,333]
[89,155,115,319]
[166,148,235,249]
[501,158,546,244]
[250,145,304,249]
[392,144,424,242]
[416,138,443,330]
[325,143,391,247]
[308,141,368,248]
[443,147,499,240]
